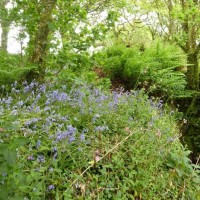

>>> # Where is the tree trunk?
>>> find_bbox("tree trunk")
[0,21,9,52]
[187,53,199,90]
[30,0,57,79]
[185,94,200,162]
[0,0,10,52]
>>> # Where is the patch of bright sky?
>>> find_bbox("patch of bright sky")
[0,0,24,54]
[8,25,29,54]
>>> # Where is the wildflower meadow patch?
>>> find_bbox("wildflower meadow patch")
[0,81,199,199]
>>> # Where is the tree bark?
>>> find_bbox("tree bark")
[179,0,199,90]
[30,0,57,78]
[0,0,10,52]
[187,53,199,90]
[0,20,9,51]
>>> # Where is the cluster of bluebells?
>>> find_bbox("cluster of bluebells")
[56,125,76,142]
[0,81,170,141]
[0,80,181,199]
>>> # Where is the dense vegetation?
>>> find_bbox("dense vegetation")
[0,0,200,199]
[0,81,199,199]
[94,41,189,98]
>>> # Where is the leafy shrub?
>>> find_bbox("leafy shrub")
[50,67,111,91]
[0,81,199,199]
[95,41,189,98]
[0,67,38,87]
[0,50,38,87]
[47,50,92,75]
[0,50,22,71]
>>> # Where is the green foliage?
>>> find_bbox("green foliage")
[46,49,111,90]
[51,67,111,91]
[0,67,38,86]
[50,50,92,72]
[0,50,38,86]
[0,81,199,199]
[95,41,190,98]
[0,70,14,85]
[0,50,22,71]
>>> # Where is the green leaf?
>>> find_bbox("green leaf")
[13,137,30,147]
[0,186,9,200]
[3,149,17,165]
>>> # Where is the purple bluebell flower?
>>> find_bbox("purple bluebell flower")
[58,92,68,101]
[92,114,100,123]
[39,84,46,92]
[37,155,45,163]
[56,125,76,142]
[56,132,68,141]
[11,109,18,116]
[157,100,163,109]
[34,106,40,113]
[4,97,13,105]
[45,100,51,105]
[80,134,85,141]
[67,125,76,135]
[49,167,54,172]
[29,82,35,88]
[27,155,35,161]
[69,136,75,143]
[47,185,55,191]
[95,126,108,132]
[17,101,24,107]
[22,80,28,85]
[2,172,7,177]
[36,140,41,149]
[25,118,41,126]
[60,116,68,121]
[96,94,108,102]
[24,86,30,93]
[36,94,41,100]
[52,147,58,159]
[12,88,20,93]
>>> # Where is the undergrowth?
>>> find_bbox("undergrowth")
[94,41,194,98]
[0,81,199,199]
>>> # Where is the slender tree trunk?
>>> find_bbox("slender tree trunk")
[0,21,9,51]
[179,0,199,90]
[30,0,57,78]
[0,0,10,52]
[187,53,199,90]
[167,0,175,37]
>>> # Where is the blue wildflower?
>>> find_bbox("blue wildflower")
[56,125,76,142]
[80,134,85,141]
[25,118,41,126]
[27,155,35,161]
[36,140,41,149]
[69,135,75,143]
[95,126,108,132]
[37,155,45,163]
[17,101,24,107]
[67,125,76,135]
[52,147,58,159]
[2,172,7,177]
[49,167,54,172]
[47,185,55,191]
